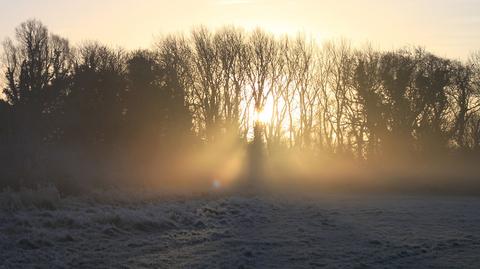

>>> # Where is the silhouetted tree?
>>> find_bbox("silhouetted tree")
[2,19,480,190]
[62,43,127,150]
[2,20,72,187]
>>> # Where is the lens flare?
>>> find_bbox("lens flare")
[212,179,221,189]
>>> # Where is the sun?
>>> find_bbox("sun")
[245,94,290,141]
[255,108,271,124]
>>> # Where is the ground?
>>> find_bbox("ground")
[1,190,480,268]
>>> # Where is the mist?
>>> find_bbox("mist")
[2,19,480,268]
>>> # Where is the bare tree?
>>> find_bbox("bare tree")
[245,29,278,143]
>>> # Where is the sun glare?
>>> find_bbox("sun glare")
[255,109,270,124]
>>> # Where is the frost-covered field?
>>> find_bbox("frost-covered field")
[1,189,480,268]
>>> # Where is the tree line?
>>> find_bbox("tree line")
[1,20,480,190]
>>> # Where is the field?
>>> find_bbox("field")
[1,188,480,268]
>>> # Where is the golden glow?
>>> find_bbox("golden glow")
[255,108,272,125]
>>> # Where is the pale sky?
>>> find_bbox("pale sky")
[0,0,479,60]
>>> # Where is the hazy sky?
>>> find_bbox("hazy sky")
[0,0,479,60]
